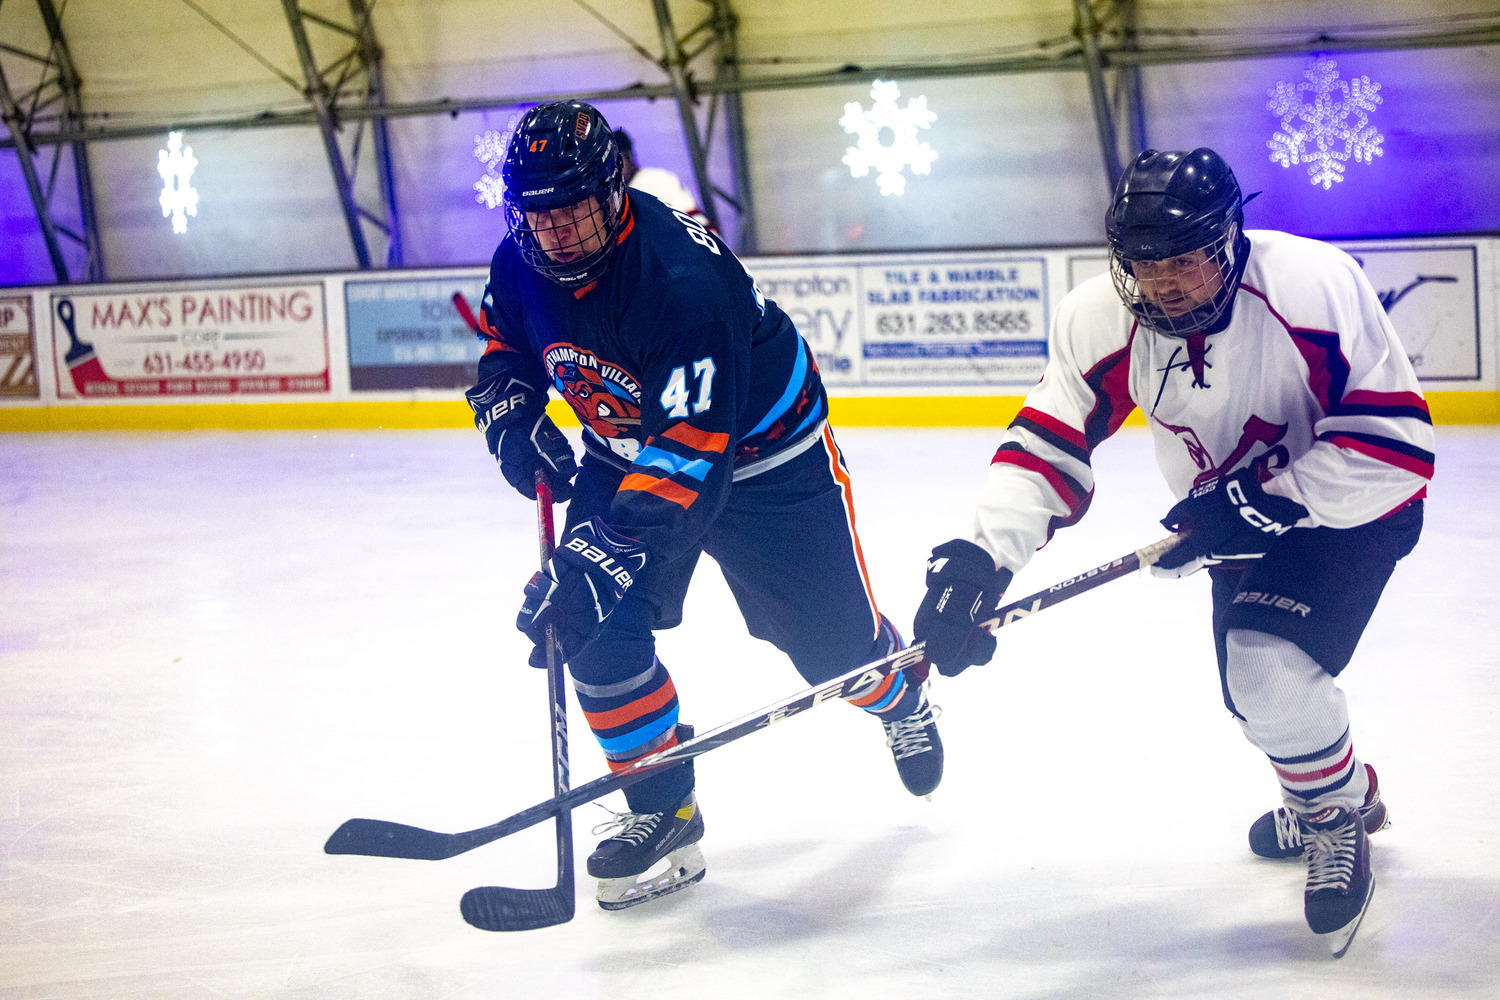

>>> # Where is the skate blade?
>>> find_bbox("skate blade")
[1319,871,1375,959]
[597,843,706,911]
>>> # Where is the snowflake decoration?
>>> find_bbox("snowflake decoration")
[473,126,513,209]
[157,131,198,234]
[840,80,937,196]
[1267,56,1383,190]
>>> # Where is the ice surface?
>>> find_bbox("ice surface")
[2,425,1497,998]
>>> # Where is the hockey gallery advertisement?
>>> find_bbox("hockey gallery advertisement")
[747,253,1051,389]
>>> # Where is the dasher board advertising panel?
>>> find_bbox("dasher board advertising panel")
[1,295,38,399]
[1334,243,1481,382]
[50,284,328,399]
[747,253,1050,389]
[345,276,488,391]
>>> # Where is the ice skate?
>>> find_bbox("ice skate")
[1301,805,1375,958]
[587,792,706,911]
[1248,763,1389,859]
[883,687,943,798]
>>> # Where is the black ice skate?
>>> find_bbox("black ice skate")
[1301,805,1375,958]
[587,792,706,911]
[1248,763,1390,859]
[882,688,943,799]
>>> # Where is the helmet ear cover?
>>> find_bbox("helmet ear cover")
[501,101,627,288]
[1105,148,1250,337]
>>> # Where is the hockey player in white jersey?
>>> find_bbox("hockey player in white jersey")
[913,148,1432,957]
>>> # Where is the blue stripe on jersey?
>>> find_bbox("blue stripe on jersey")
[595,706,680,753]
[744,336,808,438]
[634,444,714,481]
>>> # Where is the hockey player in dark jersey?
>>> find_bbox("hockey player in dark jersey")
[913,149,1432,956]
[465,101,941,911]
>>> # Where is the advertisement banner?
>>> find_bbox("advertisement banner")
[747,253,1050,390]
[1336,243,1482,381]
[1,295,38,398]
[345,276,488,391]
[50,283,328,399]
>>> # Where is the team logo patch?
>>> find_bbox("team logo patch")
[543,343,642,440]
[1159,414,1291,489]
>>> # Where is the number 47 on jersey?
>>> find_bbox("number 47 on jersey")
[660,357,716,418]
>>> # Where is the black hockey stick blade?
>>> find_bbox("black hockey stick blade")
[326,816,519,860]
[461,884,576,932]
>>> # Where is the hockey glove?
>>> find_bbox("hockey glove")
[913,539,1013,677]
[466,373,577,503]
[1152,468,1309,578]
[517,517,648,665]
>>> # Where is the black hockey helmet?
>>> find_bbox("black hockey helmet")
[1106,147,1251,337]
[502,101,627,288]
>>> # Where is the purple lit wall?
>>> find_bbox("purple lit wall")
[1140,47,1500,240]
[0,42,1496,286]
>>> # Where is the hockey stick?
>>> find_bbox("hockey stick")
[982,532,1182,631]
[454,473,576,932]
[452,289,484,338]
[324,534,1177,865]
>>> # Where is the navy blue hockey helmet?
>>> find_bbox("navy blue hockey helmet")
[1106,148,1251,337]
[502,101,627,289]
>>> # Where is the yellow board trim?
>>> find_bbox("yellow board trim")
[1,390,1497,431]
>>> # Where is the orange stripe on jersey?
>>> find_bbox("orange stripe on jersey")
[582,676,679,730]
[662,422,730,454]
[821,425,881,638]
[620,472,699,509]
[482,337,516,355]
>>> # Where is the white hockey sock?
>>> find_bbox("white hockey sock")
[1224,628,1370,812]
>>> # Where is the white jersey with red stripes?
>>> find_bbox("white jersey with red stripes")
[973,229,1435,574]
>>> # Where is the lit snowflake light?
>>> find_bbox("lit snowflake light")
[1267,56,1383,190]
[473,127,512,209]
[840,80,937,196]
[157,131,198,234]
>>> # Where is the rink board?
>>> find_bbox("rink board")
[3,236,1497,429]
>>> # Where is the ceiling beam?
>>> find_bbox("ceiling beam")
[3,23,1496,150]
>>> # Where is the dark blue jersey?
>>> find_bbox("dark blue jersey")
[475,190,827,561]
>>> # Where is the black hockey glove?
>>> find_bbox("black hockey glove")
[466,373,577,503]
[1152,468,1309,578]
[517,517,648,665]
[913,539,1013,677]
